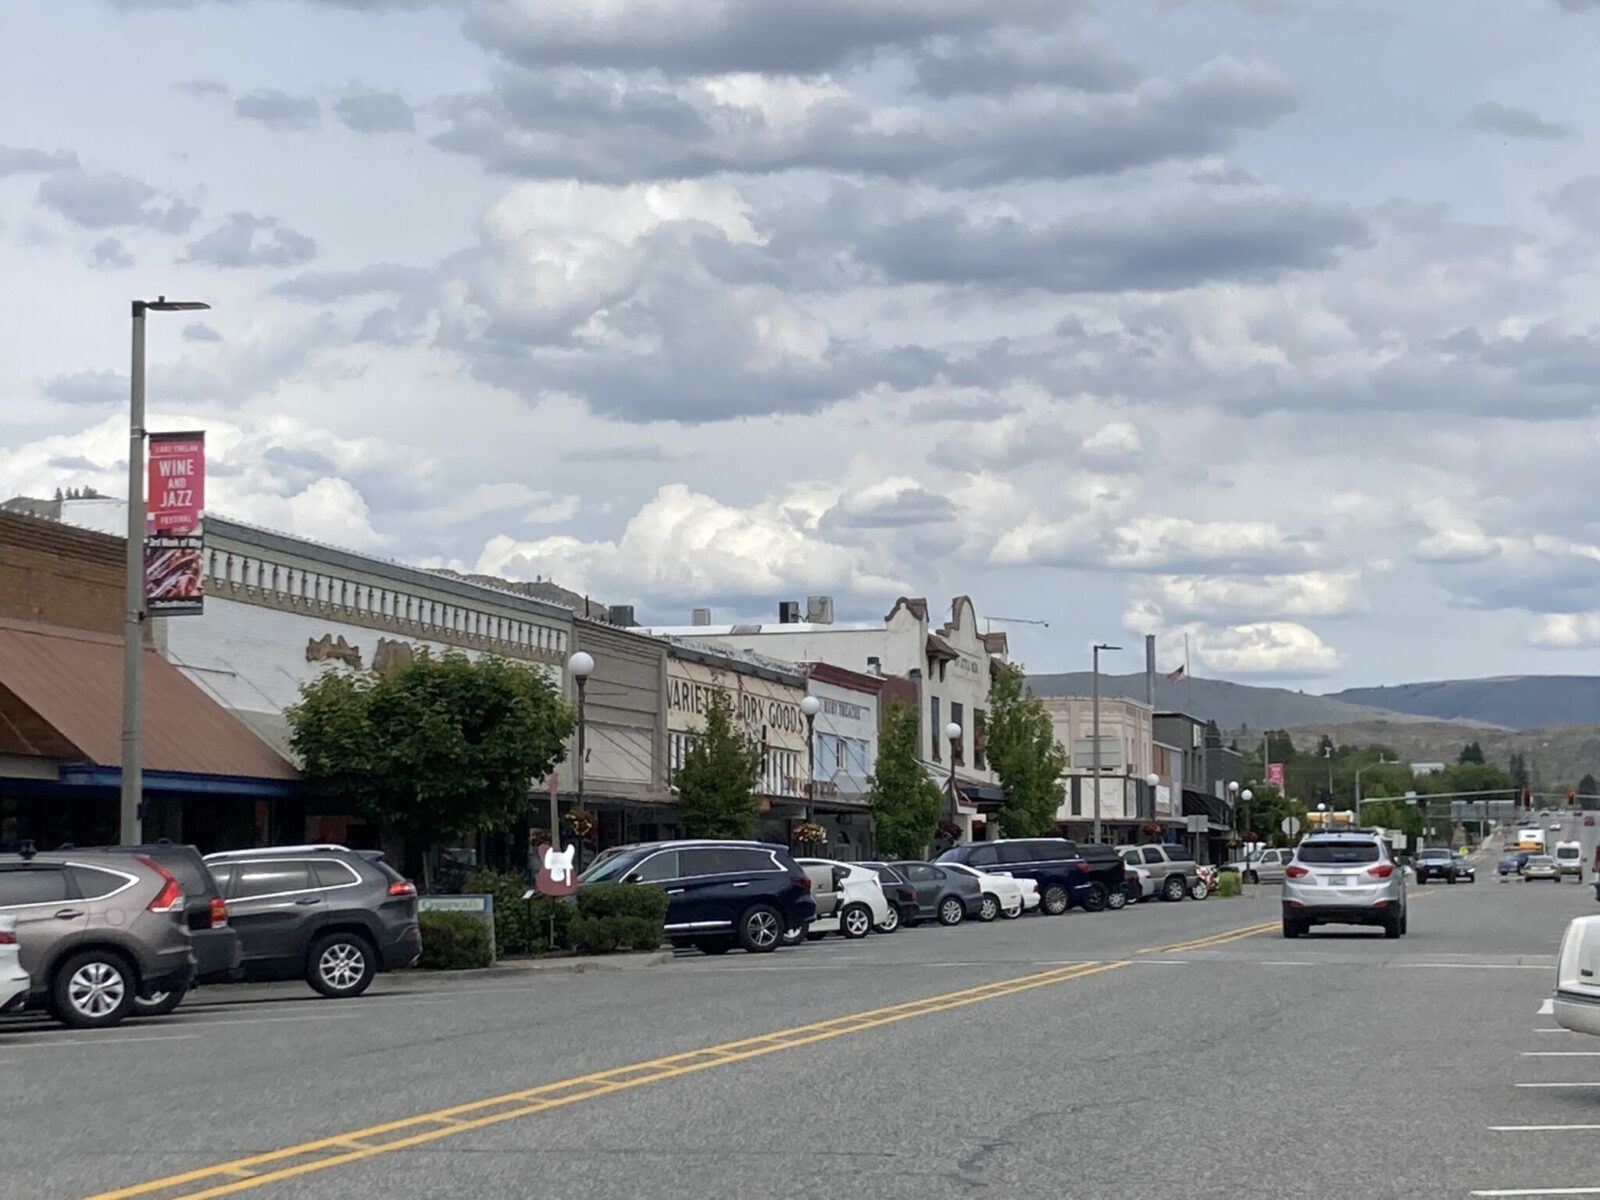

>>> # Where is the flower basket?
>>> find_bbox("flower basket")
[563,808,597,840]
[794,821,828,846]
[1139,821,1162,838]
[935,819,962,842]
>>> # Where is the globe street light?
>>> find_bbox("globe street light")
[800,694,822,821]
[566,650,595,866]
[945,721,962,828]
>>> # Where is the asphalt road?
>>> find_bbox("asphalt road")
[5,855,1598,1200]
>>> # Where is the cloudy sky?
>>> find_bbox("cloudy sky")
[5,0,1600,689]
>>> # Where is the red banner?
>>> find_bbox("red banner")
[144,431,206,616]
[1267,762,1285,788]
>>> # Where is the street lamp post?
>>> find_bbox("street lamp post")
[1145,772,1160,829]
[1091,643,1121,845]
[566,651,594,868]
[800,695,821,822]
[1354,757,1395,820]
[1241,788,1253,855]
[122,296,209,846]
[1229,780,1240,861]
[945,721,962,826]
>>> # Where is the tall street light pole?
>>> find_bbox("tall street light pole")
[122,296,209,846]
[1091,643,1121,845]
[566,650,594,868]
[800,695,821,823]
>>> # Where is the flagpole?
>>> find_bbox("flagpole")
[1183,633,1192,711]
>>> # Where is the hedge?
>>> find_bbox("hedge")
[461,868,574,955]
[572,882,667,955]
[1215,871,1242,898]
[418,911,494,970]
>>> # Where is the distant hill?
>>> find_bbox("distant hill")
[1284,719,1600,785]
[1024,671,1452,732]
[1329,677,1600,731]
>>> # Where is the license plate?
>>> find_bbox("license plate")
[1327,875,1350,886]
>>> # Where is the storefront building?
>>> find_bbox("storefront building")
[801,662,882,860]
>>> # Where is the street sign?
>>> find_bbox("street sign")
[1185,814,1208,834]
[1281,816,1301,836]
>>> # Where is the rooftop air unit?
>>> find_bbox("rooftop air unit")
[778,601,801,624]
[608,605,636,627]
[691,607,712,626]
[806,595,834,625]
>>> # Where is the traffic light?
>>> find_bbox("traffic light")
[1523,784,1533,808]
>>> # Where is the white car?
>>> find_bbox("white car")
[793,859,892,940]
[1553,915,1600,1037]
[0,915,28,1015]
[1124,865,1157,902]
[939,862,1034,920]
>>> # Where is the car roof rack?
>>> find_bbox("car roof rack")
[205,843,352,860]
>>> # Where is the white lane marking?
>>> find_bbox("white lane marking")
[1522,1052,1600,1057]
[1259,960,1315,966]
[1535,1029,1579,1034]
[1472,1189,1600,1196]
[1391,963,1552,971]
[1540,998,1556,1015]
[1514,1082,1600,1089]
[180,1012,364,1027]
[0,1033,200,1049]
[1491,1125,1600,1131]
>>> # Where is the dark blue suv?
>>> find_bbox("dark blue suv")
[579,840,815,955]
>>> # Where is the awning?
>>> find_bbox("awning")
[0,617,297,781]
[958,783,1006,811]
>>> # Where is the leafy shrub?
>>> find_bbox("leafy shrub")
[1215,871,1242,897]
[572,883,667,954]
[418,911,493,969]
[461,868,574,955]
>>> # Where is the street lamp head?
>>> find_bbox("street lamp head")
[1241,789,1253,803]
[800,695,821,718]
[1092,642,1123,652]
[945,721,962,741]
[143,297,210,312]
[1228,780,1240,795]
[1317,802,1327,813]
[566,650,595,679]
[1145,773,1160,788]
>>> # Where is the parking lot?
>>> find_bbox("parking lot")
[4,851,1597,1200]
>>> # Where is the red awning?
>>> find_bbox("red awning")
[0,617,296,779]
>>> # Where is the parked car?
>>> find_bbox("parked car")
[1116,843,1203,901]
[1552,914,1600,1037]
[937,838,1125,914]
[937,861,1034,920]
[1555,842,1584,880]
[1451,854,1476,883]
[1498,851,1531,879]
[792,859,890,941]
[576,839,815,954]
[72,843,240,1015]
[1522,855,1562,882]
[1282,832,1408,939]
[204,845,420,993]
[1241,847,1293,884]
[859,863,917,932]
[0,915,28,1014]
[1123,864,1156,903]
[1413,847,1459,885]
[0,850,195,1028]
[889,861,982,926]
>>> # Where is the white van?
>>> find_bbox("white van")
[1554,841,1584,880]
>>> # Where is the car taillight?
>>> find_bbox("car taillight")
[209,896,228,927]
[907,888,918,902]
[1074,861,1089,873]
[0,928,14,946]
[1367,863,1394,878]
[792,874,811,892]
[1284,864,1309,879]
[387,880,418,898]
[136,854,183,913]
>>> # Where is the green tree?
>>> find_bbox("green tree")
[289,651,575,886]
[1510,752,1530,790]
[673,689,764,839]
[985,663,1067,837]
[868,701,943,858]
[1459,741,1486,764]
[1579,773,1598,798]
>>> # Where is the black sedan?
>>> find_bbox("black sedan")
[1452,854,1476,883]
[1414,848,1459,885]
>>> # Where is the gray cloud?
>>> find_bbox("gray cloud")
[37,168,198,233]
[47,455,104,472]
[909,35,1142,97]
[234,88,321,132]
[184,212,317,267]
[183,322,223,343]
[467,0,1069,76]
[822,487,956,530]
[1556,0,1600,11]
[1469,101,1572,140]
[437,57,1297,186]
[0,145,76,177]
[1549,175,1600,230]
[270,262,430,300]
[334,87,416,133]
[88,236,134,269]
[174,79,228,98]
[44,370,126,408]
[565,443,692,464]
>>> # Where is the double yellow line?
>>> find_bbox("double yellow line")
[1141,919,1281,954]
[86,959,1129,1200]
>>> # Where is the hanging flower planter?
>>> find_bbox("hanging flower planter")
[936,819,963,842]
[1139,821,1162,839]
[794,821,828,846]
[562,808,596,839]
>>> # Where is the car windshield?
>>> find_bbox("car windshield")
[1298,842,1382,865]
[1417,850,1451,860]
[577,851,642,884]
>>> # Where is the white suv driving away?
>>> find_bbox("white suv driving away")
[1283,832,1408,939]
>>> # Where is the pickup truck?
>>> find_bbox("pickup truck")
[936,838,1126,915]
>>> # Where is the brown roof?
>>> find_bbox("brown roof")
[0,618,296,779]
[802,661,885,695]
[926,633,958,661]
[885,596,928,623]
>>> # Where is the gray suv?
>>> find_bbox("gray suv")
[204,845,420,997]
[1282,833,1408,939]
[1117,843,1203,901]
[0,851,195,1028]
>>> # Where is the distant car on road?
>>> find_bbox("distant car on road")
[1555,842,1584,880]
[1414,847,1459,885]
[1498,852,1531,879]
[1282,833,1408,939]
[1522,855,1561,882]
[1451,854,1476,883]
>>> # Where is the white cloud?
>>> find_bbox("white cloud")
[1413,499,1498,564]
[1129,569,1364,624]
[224,477,383,550]
[1195,621,1342,676]
[1533,612,1600,648]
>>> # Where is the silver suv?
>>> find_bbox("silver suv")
[1116,843,1203,901]
[0,851,195,1028]
[1283,833,1407,939]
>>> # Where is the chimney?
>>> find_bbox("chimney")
[1145,633,1156,708]
[691,607,712,626]
[608,604,636,627]
[778,600,801,624]
[806,595,834,625]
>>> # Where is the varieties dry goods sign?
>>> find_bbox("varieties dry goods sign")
[145,431,206,616]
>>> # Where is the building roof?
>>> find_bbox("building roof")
[802,661,885,695]
[642,621,884,637]
[661,636,806,687]
[0,617,297,779]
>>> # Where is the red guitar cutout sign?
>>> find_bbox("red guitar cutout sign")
[534,841,577,897]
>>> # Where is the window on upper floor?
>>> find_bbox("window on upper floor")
[930,696,941,761]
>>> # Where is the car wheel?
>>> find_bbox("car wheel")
[306,932,377,998]
[1190,880,1210,901]
[875,906,901,934]
[781,925,807,947]
[937,896,965,926]
[1079,882,1109,912]
[737,904,783,953]
[840,903,873,939]
[52,950,135,1029]
[1041,884,1069,916]
[695,939,732,955]
[133,987,188,1018]
[1000,902,1024,919]
[1106,885,1128,911]
[1281,914,1303,939]
[1162,875,1187,902]
[1447,875,1456,885]
[1383,910,1402,939]
[977,894,1000,922]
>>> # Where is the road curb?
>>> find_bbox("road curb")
[390,950,674,985]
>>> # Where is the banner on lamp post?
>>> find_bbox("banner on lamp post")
[144,431,206,616]
[1266,762,1285,788]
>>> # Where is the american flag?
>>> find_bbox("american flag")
[1166,664,1186,682]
